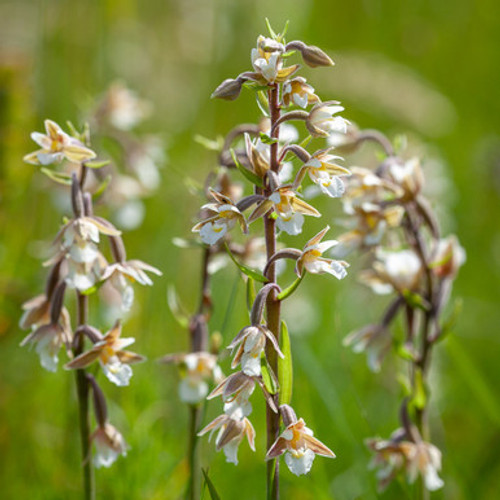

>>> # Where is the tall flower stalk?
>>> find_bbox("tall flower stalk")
[20,119,161,499]
[338,129,465,496]
[196,24,349,499]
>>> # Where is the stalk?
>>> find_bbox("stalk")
[265,83,281,500]
[74,291,94,500]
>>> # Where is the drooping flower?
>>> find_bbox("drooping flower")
[430,235,466,279]
[91,423,128,468]
[306,101,349,137]
[192,189,248,245]
[160,351,223,405]
[360,250,423,295]
[266,406,336,476]
[198,413,256,465]
[24,119,96,166]
[65,321,144,386]
[386,157,424,199]
[282,77,319,109]
[295,226,348,279]
[249,187,320,236]
[208,371,256,419]
[228,325,284,377]
[101,260,162,311]
[20,308,72,372]
[343,323,391,372]
[296,150,351,198]
[367,429,444,492]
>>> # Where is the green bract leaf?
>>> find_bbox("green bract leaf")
[259,132,278,145]
[265,17,278,39]
[224,243,267,283]
[194,134,224,152]
[84,159,111,169]
[246,276,256,314]
[202,469,221,500]
[277,273,304,301]
[166,285,190,329]
[256,90,270,116]
[230,149,263,187]
[92,174,112,201]
[40,168,72,185]
[298,134,312,149]
[437,298,463,342]
[412,368,427,410]
[402,290,430,311]
[278,320,293,406]
[261,357,278,395]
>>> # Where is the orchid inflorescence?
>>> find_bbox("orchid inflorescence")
[192,25,350,493]
[20,119,161,486]
[336,129,465,492]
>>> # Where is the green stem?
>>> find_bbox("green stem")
[265,83,281,500]
[75,291,94,500]
[186,405,202,500]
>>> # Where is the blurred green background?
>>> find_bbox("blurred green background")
[1,0,500,498]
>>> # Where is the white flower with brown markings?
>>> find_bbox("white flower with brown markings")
[160,351,223,405]
[20,309,72,372]
[101,260,162,311]
[249,186,320,236]
[296,226,348,279]
[192,189,248,245]
[282,77,319,109]
[360,249,423,295]
[430,235,466,279]
[198,413,256,465]
[24,119,96,166]
[296,150,351,199]
[228,325,284,377]
[306,101,348,138]
[266,409,335,476]
[65,321,144,386]
[208,371,256,419]
[91,423,127,468]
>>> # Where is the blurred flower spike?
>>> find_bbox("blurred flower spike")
[24,119,96,166]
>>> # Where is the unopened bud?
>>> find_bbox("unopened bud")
[280,404,298,427]
[286,40,334,68]
[211,77,245,101]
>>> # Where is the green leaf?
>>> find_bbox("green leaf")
[278,320,293,406]
[202,469,221,500]
[265,18,277,39]
[224,243,267,283]
[412,368,427,410]
[393,134,408,154]
[256,90,270,116]
[280,50,297,59]
[277,273,304,301]
[80,279,106,296]
[230,149,263,188]
[437,298,463,342]
[279,20,290,43]
[402,290,430,311]
[261,357,278,395]
[395,341,416,361]
[92,174,112,201]
[246,276,256,313]
[397,373,412,397]
[166,285,190,329]
[259,132,278,145]
[40,168,72,185]
[298,134,312,149]
[84,159,111,169]
[194,134,224,152]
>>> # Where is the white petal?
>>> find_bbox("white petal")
[285,449,316,476]
[223,439,241,465]
[319,177,345,198]
[199,221,228,245]
[277,213,304,236]
[424,465,444,491]
[240,352,262,377]
[179,378,208,404]
[101,359,133,386]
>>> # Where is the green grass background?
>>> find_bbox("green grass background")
[1,0,500,498]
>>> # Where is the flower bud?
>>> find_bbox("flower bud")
[286,40,334,67]
[211,77,245,101]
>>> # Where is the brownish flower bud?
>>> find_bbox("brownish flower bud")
[211,77,245,101]
[286,40,334,68]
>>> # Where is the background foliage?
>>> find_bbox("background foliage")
[1,0,499,498]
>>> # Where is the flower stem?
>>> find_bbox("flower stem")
[75,291,94,500]
[186,405,202,500]
[265,83,281,500]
